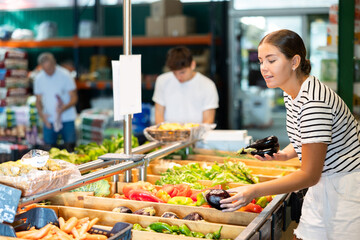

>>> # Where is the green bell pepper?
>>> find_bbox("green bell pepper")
[179,224,191,236]
[149,222,173,233]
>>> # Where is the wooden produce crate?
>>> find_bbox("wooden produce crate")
[45,205,244,240]
[191,148,301,168]
[83,196,257,226]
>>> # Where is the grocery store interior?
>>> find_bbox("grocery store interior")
[0,0,358,239]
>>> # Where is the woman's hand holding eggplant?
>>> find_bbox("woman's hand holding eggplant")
[254,149,289,161]
[219,186,256,212]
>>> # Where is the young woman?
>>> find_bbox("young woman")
[220,29,360,240]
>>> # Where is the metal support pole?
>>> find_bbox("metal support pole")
[138,161,147,181]
[123,0,133,183]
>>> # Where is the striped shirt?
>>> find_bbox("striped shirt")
[284,76,360,174]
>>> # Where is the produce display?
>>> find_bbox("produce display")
[111,181,272,214]
[133,222,227,239]
[154,160,259,188]
[49,134,139,164]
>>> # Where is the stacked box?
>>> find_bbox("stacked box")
[79,109,113,144]
[0,48,29,107]
[145,0,183,37]
[166,15,196,36]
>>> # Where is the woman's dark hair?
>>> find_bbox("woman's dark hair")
[259,29,311,75]
[166,46,193,71]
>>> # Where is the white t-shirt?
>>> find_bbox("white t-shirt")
[284,76,360,174]
[152,71,219,123]
[34,65,77,123]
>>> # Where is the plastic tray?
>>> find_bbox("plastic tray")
[0,207,132,240]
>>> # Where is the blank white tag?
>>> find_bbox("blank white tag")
[112,55,142,121]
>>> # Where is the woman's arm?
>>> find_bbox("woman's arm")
[220,142,326,211]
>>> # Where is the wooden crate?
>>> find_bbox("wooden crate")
[45,205,245,240]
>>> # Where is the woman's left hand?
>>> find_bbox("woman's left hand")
[220,186,256,212]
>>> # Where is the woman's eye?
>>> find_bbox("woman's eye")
[269,60,275,63]
[258,61,263,65]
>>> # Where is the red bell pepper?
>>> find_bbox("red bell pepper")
[161,184,192,198]
[128,189,164,203]
[240,203,263,213]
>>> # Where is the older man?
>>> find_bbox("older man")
[34,52,78,151]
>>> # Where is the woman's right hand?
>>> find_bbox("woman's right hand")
[254,150,289,161]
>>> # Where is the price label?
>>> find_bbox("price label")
[0,184,21,223]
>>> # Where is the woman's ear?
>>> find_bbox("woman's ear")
[292,55,301,70]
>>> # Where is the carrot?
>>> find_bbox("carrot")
[63,216,78,233]
[16,230,37,238]
[77,217,90,226]
[71,227,80,239]
[53,226,72,240]
[21,223,53,239]
[78,222,89,236]
[59,217,66,231]
[84,233,108,240]
[87,218,99,231]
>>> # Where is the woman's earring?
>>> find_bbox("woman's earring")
[292,68,295,71]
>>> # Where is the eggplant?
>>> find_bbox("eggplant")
[250,143,280,157]
[112,206,133,214]
[205,189,231,210]
[238,136,279,155]
[161,212,179,219]
[133,206,156,216]
[247,136,278,150]
[183,212,204,221]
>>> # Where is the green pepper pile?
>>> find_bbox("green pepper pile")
[49,133,139,164]
[133,222,230,239]
[155,160,258,188]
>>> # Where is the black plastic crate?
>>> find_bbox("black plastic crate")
[0,207,132,240]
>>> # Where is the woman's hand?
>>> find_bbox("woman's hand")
[219,186,256,212]
[254,150,289,161]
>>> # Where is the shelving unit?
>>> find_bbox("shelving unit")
[0,34,217,48]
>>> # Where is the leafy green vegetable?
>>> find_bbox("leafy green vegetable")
[50,133,139,164]
[155,160,258,187]
[70,179,111,197]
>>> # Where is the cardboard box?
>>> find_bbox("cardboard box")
[167,15,196,36]
[151,0,182,17]
[145,17,166,36]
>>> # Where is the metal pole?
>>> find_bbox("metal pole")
[123,0,133,183]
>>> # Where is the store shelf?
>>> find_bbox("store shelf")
[0,34,217,48]
[76,81,112,90]
[318,45,338,53]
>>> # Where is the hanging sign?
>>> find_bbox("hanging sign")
[0,183,21,223]
[112,55,142,121]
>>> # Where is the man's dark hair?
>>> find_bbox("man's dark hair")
[165,46,193,71]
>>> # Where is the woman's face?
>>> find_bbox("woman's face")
[258,43,293,89]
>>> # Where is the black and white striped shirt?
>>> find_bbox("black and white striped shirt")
[284,76,360,174]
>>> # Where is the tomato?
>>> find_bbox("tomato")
[122,182,155,198]
[174,184,192,197]
[161,184,175,196]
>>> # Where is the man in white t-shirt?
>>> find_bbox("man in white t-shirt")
[152,46,219,124]
[34,52,78,151]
